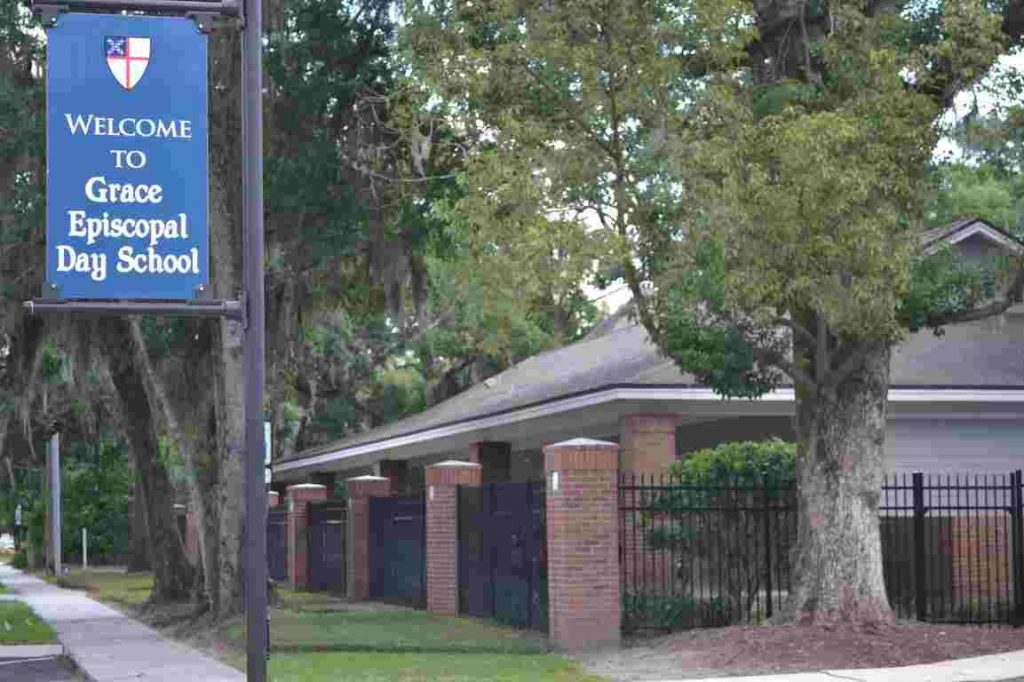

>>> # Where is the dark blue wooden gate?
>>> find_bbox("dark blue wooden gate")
[369,494,425,606]
[308,500,347,592]
[267,507,288,582]
[458,481,547,631]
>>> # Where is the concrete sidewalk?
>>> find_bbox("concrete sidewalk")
[654,649,1024,682]
[0,564,243,682]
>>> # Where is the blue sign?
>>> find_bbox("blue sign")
[47,14,208,300]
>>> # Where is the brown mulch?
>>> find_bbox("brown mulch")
[577,622,1024,680]
[667,621,1024,670]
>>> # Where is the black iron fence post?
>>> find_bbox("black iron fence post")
[912,472,927,622]
[763,484,773,619]
[1011,470,1024,625]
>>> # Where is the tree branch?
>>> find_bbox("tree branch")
[815,312,829,384]
[775,316,815,347]
[826,340,874,390]
[752,345,815,393]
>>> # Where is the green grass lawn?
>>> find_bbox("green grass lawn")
[229,610,548,654]
[217,592,606,681]
[52,568,153,610]
[23,573,601,680]
[0,601,57,644]
[0,583,8,594]
[266,652,603,681]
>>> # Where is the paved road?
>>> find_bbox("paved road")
[0,655,80,681]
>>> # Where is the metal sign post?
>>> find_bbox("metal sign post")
[241,0,268,674]
[27,1,267,679]
[48,434,61,577]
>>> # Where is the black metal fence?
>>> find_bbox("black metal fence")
[881,471,1024,625]
[620,470,1024,633]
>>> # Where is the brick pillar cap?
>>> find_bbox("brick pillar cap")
[426,460,481,469]
[345,475,388,482]
[287,483,327,491]
[544,438,619,450]
[173,503,187,510]
[544,438,620,471]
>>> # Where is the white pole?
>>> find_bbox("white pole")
[82,528,88,570]
[48,434,62,576]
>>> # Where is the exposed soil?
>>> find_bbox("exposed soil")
[576,622,1024,680]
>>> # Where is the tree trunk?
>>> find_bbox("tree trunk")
[782,341,894,623]
[101,318,193,601]
[126,480,153,573]
[205,23,245,619]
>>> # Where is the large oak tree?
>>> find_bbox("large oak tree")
[405,0,1024,622]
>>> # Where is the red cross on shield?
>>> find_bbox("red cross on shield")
[106,37,151,90]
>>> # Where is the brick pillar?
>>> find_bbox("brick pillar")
[469,442,511,483]
[544,438,621,651]
[268,490,280,508]
[620,414,678,473]
[286,483,327,589]
[425,461,482,615]
[346,475,391,599]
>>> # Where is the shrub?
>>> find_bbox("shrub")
[669,438,796,485]
[10,549,27,569]
[644,439,797,626]
[623,592,734,631]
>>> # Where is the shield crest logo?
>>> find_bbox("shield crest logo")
[105,36,150,90]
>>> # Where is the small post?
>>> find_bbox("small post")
[82,528,88,570]
[763,484,774,619]
[912,472,927,622]
[48,434,62,576]
[1011,470,1024,625]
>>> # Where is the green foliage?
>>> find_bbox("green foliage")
[622,592,732,631]
[40,341,68,385]
[139,317,190,360]
[309,396,360,441]
[405,0,1018,405]
[668,439,797,486]
[649,439,796,516]
[927,164,1024,237]
[10,549,27,569]
[0,4,44,305]
[62,438,133,560]
[637,440,796,629]
[900,245,1004,332]
[26,497,44,557]
[264,0,392,262]
[0,467,42,534]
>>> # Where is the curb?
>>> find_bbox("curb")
[0,643,65,660]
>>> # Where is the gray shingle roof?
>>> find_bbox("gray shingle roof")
[279,310,1024,464]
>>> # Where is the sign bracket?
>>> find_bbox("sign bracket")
[185,11,222,33]
[29,0,240,18]
[24,299,244,320]
[35,3,67,27]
